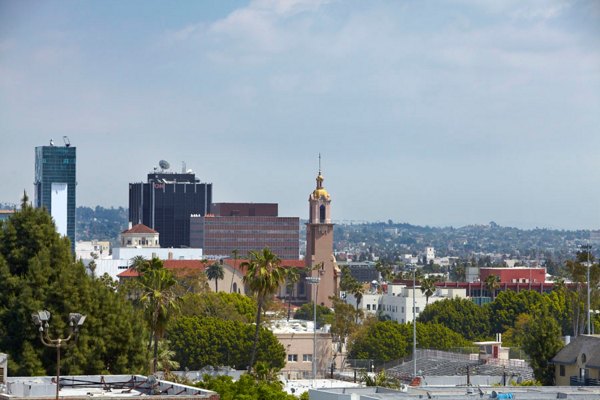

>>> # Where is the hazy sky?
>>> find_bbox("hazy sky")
[1,0,599,229]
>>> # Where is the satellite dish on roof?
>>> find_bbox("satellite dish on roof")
[159,160,170,170]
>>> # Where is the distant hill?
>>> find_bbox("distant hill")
[76,206,128,243]
[71,207,595,270]
[334,221,595,273]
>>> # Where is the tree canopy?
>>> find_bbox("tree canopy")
[168,316,285,371]
[417,298,491,341]
[0,198,148,376]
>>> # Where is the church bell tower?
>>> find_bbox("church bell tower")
[305,160,338,307]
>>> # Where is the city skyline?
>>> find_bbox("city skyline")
[1,1,599,230]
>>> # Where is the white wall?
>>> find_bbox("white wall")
[51,182,68,236]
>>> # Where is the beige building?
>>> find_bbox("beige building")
[120,223,160,248]
[552,335,600,386]
[305,170,339,308]
[270,319,333,379]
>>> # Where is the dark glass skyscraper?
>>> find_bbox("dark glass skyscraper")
[129,171,212,248]
[34,143,77,252]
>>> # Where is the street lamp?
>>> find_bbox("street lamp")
[406,265,417,378]
[32,311,86,400]
[306,276,321,382]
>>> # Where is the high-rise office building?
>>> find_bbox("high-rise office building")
[129,167,212,248]
[34,140,77,252]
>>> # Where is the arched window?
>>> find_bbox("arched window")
[319,205,326,223]
[233,282,238,293]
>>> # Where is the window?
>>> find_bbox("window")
[303,354,313,362]
[560,365,565,377]
[288,354,298,362]
[319,205,326,223]
[366,304,371,311]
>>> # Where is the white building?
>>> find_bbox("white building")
[344,283,466,323]
[425,247,435,263]
[80,223,203,280]
[75,240,111,260]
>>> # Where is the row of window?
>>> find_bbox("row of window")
[287,354,313,362]
[365,304,420,313]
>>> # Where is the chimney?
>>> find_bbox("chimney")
[128,221,132,230]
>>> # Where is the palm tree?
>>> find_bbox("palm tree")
[156,339,180,376]
[420,277,438,306]
[284,267,300,321]
[229,249,239,293]
[130,255,147,271]
[137,260,180,373]
[484,274,501,301]
[350,281,365,323]
[206,262,225,292]
[241,248,286,369]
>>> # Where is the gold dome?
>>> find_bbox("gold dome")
[312,188,330,199]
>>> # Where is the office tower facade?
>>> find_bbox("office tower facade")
[190,203,300,259]
[34,143,77,252]
[129,171,212,248]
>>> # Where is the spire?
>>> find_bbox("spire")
[312,154,329,199]
[318,153,322,176]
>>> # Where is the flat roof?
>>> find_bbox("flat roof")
[1,375,216,399]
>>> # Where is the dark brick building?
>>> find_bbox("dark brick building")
[190,203,300,259]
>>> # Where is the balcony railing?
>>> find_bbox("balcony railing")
[570,376,600,386]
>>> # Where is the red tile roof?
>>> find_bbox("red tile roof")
[121,224,158,234]
[222,258,305,273]
[117,259,209,278]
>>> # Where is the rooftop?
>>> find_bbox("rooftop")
[0,375,217,399]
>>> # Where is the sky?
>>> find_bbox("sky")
[1,0,599,230]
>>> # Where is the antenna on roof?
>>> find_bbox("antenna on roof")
[63,136,71,147]
[182,161,186,173]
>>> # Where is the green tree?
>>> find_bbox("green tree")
[488,290,544,334]
[484,274,501,301]
[293,302,332,328]
[330,296,360,365]
[360,370,401,388]
[206,262,225,292]
[516,309,564,385]
[348,320,408,362]
[136,259,180,373]
[565,250,600,336]
[156,340,180,375]
[420,277,438,305]
[375,261,394,283]
[197,374,298,400]
[340,266,365,322]
[241,248,286,369]
[229,249,239,293]
[168,316,285,370]
[400,322,471,353]
[417,298,491,340]
[179,291,256,322]
[283,267,300,321]
[0,196,148,376]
